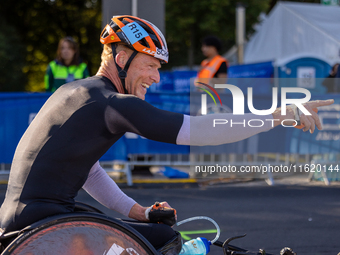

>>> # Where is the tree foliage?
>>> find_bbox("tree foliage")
[165,0,324,69]
[0,17,27,91]
[0,0,327,91]
[0,0,102,91]
[165,0,271,69]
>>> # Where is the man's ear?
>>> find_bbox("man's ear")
[115,51,128,69]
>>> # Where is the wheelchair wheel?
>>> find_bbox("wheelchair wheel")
[1,212,159,255]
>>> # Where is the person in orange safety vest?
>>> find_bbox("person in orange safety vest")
[197,36,228,80]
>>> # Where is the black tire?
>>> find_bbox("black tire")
[1,212,159,255]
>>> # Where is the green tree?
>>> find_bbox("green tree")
[165,0,323,69]
[165,0,271,69]
[0,17,27,91]
[0,0,102,92]
[0,0,328,91]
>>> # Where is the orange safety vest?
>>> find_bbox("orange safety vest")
[197,55,227,78]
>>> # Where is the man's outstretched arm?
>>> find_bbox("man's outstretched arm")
[106,94,334,146]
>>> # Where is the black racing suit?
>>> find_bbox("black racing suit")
[0,76,183,248]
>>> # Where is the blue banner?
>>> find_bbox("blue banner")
[1,92,339,163]
[228,61,274,78]
[152,70,197,93]
[0,93,51,163]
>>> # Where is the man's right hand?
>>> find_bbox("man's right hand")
[272,99,334,133]
[145,201,177,226]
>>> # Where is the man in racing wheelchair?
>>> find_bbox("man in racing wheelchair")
[0,15,182,254]
[0,15,333,254]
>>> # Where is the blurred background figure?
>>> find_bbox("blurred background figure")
[197,35,228,80]
[322,63,339,93]
[45,37,90,92]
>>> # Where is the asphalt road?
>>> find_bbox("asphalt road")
[0,180,339,255]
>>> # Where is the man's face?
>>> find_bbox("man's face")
[125,53,161,100]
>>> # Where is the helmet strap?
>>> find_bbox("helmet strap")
[111,44,138,94]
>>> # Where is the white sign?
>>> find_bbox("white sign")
[297,67,316,89]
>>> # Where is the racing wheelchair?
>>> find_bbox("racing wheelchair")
[0,202,160,255]
[0,202,296,255]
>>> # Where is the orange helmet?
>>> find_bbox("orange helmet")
[100,15,168,63]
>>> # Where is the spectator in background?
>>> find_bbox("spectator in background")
[45,37,90,92]
[322,63,339,93]
[195,36,229,113]
[197,35,228,81]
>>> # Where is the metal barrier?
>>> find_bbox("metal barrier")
[309,153,340,185]
[100,152,321,186]
[1,88,340,186]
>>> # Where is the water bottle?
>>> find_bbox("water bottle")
[179,237,211,255]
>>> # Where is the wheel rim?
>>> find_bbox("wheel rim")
[2,213,158,255]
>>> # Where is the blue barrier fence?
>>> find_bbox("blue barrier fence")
[1,91,339,164]
[0,93,53,164]
[1,67,339,164]
[0,92,191,164]
[151,61,275,93]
